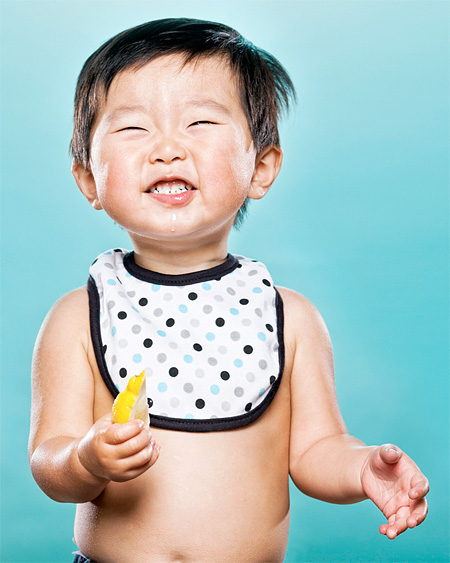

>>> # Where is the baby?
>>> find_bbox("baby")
[28,18,429,563]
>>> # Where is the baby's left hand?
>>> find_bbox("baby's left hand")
[361,444,429,539]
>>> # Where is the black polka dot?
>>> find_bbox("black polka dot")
[243,345,253,354]
[245,402,252,412]
[265,323,274,332]
[143,338,153,348]
[169,367,179,377]
[215,317,225,327]
[119,367,127,378]
[188,292,198,301]
[147,397,153,408]
[102,345,107,354]
[193,343,203,352]
[239,298,249,305]
[166,318,175,327]
[195,399,205,409]
[262,279,271,286]
[118,311,127,320]
[270,376,276,384]
[139,297,148,306]
[220,371,230,381]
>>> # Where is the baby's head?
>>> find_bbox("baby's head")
[71,18,295,233]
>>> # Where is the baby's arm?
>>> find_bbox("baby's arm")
[280,287,428,539]
[28,288,160,504]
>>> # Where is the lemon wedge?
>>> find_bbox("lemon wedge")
[112,371,149,426]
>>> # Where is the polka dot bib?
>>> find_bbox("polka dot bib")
[88,249,285,432]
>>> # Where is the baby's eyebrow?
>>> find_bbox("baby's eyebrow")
[185,99,232,116]
[105,104,148,122]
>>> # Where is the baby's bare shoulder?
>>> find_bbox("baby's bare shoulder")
[276,286,330,347]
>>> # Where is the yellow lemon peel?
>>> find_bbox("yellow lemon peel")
[112,371,149,426]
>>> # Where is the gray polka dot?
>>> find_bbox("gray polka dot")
[126,291,135,297]
[170,397,180,408]
[273,343,279,352]
[246,372,256,382]
[144,367,153,376]
[184,383,194,393]
[222,401,231,412]
[259,360,268,370]
[236,280,246,287]
[255,308,263,318]
[107,300,116,309]
[241,318,252,327]
[218,346,228,355]
[111,355,117,365]
[157,353,167,363]
[208,357,218,366]
[214,294,224,302]
[190,318,200,328]
[230,331,240,341]
[154,308,163,317]
[118,339,128,349]
[210,415,218,419]
[131,324,141,334]
[105,262,114,269]
[143,317,152,324]
[203,305,213,314]
[226,287,236,296]
[168,341,178,349]
[234,387,244,397]
[248,269,258,276]
[118,291,126,298]
[163,293,173,301]
[181,330,190,339]
[195,368,205,378]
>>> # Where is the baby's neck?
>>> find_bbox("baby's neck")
[129,236,230,276]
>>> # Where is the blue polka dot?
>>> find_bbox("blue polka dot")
[152,284,161,292]
[112,327,117,336]
[184,355,193,364]
[107,279,117,286]
[133,354,142,363]
[125,271,132,277]
[105,251,112,255]
[258,387,266,397]
[252,287,263,294]
[202,282,212,291]
[179,304,188,313]
[257,332,266,341]
[210,385,220,395]
[234,359,243,368]
[206,332,215,341]
[131,306,139,313]
[157,330,166,337]
[230,308,239,315]
[185,413,194,419]
[158,382,168,393]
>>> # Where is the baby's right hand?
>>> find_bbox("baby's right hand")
[77,413,160,483]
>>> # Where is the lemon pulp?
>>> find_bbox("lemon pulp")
[111,371,149,426]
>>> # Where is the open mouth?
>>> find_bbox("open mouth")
[147,180,195,195]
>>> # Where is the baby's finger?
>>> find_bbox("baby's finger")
[106,419,147,445]
[409,475,430,499]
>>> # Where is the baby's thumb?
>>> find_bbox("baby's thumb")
[379,443,402,465]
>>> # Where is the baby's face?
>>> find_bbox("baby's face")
[84,54,261,246]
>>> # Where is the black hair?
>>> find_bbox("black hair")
[71,18,296,225]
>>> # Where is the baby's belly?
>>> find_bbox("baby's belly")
[74,405,290,563]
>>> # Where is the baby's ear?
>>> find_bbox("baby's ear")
[72,159,103,210]
[247,146,283,200]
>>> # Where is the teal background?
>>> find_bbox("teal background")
[1,1,448,562]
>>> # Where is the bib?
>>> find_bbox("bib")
[87,249,284,431]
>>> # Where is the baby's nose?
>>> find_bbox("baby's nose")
[148,136,187,164]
